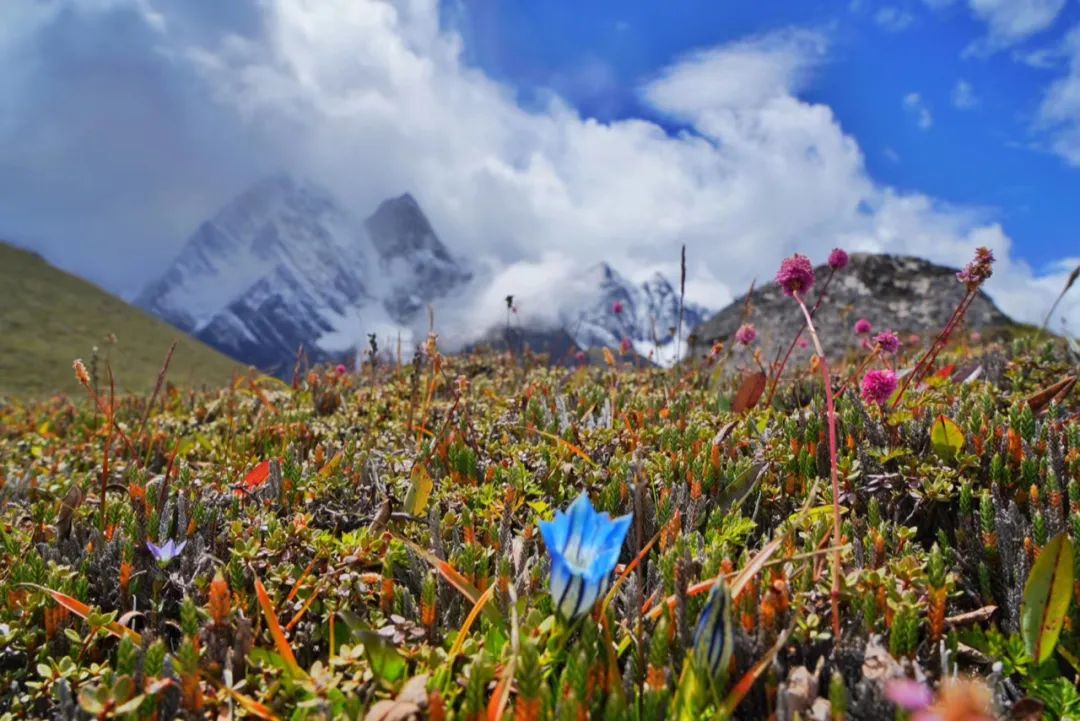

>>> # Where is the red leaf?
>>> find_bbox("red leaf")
[733,371,767,413]
[934,364,956,379]
[236,459,281,495]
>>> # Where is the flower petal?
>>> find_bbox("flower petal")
[563,493,594,561]
[539,511,570,554]
[549,555,572,605]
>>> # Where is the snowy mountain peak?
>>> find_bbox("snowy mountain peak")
[561,262,709,366]
[366,193,444,258]
[138,176,470,373]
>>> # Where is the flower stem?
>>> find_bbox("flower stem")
[892,288,975,409]
[837,345,881,398]
[793,291,842,642]
[765,269,836,407]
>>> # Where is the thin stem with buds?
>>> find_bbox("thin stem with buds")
[793,290,843,641]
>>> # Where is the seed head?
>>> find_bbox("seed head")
[73,359,91,388]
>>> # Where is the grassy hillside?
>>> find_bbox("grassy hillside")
[0,242,245,398]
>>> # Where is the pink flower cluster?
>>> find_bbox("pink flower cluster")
[861,369,897,407]
[827,248,849,270]
[873,330,901,354]
[956,246,995,288]
[734,323,757,345]
[775,253,816,296]
[853,318,872,335]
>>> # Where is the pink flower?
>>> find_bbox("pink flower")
[335,363,348,375]
[620,337,632,354]
[853,318,872,335]
[612,301,624,315]
[575,350,587,364]
[885,678,933,711]
[873,330,901,354]
[861,369,898,407]
[797,338,809,349]
[734,323,757,345]
[775,253,815,296]
[969,331,982,343]
[956,246,995,288]
[828,248,849,270]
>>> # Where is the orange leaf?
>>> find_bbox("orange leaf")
[19,583,141,643]
[221,685,280,721]
[254,576,305,678]
[449,585,495,659]
[284,585,321,633]
[394,536,504,624]
[533,429,595,467]
[644,534,785,621]
[600,528,662,616]
[486,660,515,721]
[719,629,789,715]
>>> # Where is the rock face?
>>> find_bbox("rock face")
[693,253,1012,360]
[137,176,471,374]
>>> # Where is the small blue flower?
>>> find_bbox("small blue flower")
[692,578,734,679]
[147,539,187,566]
[539,493,631,620]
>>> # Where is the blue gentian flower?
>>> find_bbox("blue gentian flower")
[539,493,631,620]
[147,539,187,566]
[692,578,734,679]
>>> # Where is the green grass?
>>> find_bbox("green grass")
[0,241,244,398]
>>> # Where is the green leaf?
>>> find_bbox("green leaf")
[930,415,965,461]
[1022,532,1075,664]
[356,629,406,685]
[403,464,434,517]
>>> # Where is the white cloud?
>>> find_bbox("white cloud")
[874,6,915,32]
[965,0,1066,53]
[1037,27,1080,165]
[0,0,1076,340]
[952,79,979,108]
[904,92,934,128]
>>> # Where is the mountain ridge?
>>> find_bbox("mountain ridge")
[0,241,243,397]
[139,176,703,373]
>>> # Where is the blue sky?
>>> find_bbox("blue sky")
[0,0,1077,333]
[457,0,1080,271]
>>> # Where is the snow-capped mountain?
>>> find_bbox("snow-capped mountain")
[560,263,709,365]
[137,176,470,373]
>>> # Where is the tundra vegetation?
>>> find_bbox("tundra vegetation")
[0,249,1078,721]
